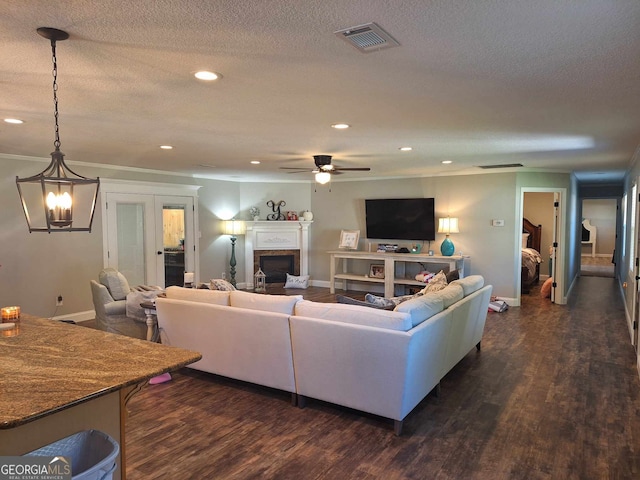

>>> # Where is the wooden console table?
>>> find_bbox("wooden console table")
[329,250,468,298]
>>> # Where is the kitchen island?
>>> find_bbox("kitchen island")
[0,314,201,479]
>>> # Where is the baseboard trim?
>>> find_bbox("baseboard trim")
[52,310,96,323]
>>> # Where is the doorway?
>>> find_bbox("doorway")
[580,198,616,278]
[100,181,200,287]
[518,188,566,304]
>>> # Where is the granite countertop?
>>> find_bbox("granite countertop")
[0,315,201,429]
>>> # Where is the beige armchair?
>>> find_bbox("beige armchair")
[90,268,147,340]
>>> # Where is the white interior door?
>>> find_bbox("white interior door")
[550,192,560,303]
[105,193,156,286]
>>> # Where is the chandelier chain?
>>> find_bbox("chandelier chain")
[51,40,61,150]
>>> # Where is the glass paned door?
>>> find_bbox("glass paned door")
[162,205,187,287]
[154,196,195,288]
[104,191,197,288]
[116,202,146,286]
[106,193,155,285]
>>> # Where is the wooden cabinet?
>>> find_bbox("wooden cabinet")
[328,250,468,297]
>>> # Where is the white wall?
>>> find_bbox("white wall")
[2,153,575,317]
[582,198,617,256]
[307,173,522,300]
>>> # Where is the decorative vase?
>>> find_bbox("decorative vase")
[253,216,260,221]
[440,235,455,256]
[302,210,314,221]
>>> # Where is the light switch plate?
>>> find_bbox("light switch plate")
[492,219,505,227]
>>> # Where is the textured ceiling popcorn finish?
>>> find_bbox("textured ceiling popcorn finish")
[1,0,639,184]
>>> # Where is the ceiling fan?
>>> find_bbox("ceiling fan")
[280,155,371,183]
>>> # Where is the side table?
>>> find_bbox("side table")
[140,300,159,342]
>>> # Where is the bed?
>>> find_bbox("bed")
[522,218,542,294]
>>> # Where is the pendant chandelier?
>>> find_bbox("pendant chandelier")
[16,27,100,233]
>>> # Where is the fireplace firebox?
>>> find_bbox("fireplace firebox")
[260,255,295,283]
[254,249,300,284]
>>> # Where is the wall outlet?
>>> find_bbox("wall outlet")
[56,295,63,306]
[221,272,226,280]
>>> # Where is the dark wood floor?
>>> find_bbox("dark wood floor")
[120,278,640,479]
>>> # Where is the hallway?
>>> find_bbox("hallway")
[125,277,640,479]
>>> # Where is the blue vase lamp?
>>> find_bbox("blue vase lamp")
[438,217,459,256]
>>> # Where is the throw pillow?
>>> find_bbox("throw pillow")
[445,269,460,283]
[364,293,416,308]
[364,294,397,309]
[335,295,395,310]
[420,270,448,294]
[99,268,131,301]
[209,279,236,291]
[284,273,310,289]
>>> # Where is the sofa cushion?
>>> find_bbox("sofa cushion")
[394,293,444,327]
[230,290,302,315]
[165,286,230,305]
[99,268,131,301]
[294,300,413,331]
[451,275,485,296]
[435,283,465,308]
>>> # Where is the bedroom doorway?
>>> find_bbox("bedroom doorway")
[519,188,566,304]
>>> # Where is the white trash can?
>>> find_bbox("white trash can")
[25,429,119,480]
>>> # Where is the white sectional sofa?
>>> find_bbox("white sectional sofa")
[155,276,492,434]
[156,288,302,402]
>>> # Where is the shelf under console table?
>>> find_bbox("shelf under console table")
[328,250,468,298]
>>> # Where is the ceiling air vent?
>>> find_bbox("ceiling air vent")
[478,163,524,169]
[334,23,400,53]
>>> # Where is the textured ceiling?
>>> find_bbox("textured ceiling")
[1,0,639,183]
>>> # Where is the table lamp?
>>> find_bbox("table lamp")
[438,217,459,256]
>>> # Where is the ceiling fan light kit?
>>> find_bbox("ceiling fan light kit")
[280,155,371,184]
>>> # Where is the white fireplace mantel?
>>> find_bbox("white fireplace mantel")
[244,221,312,288]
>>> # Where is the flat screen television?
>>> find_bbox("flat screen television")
[365,198,435,241]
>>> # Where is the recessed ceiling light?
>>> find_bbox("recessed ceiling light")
[194,71,221,81]
[250,160,261,165]
[399,147,412,151]
[331,123,350,129]
[4,118,24,124]
[160,145,173,150]
[442,160,452,164]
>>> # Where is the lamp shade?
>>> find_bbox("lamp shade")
[222,219,246,236]
[438,217,458,256]
[437,217,459,234]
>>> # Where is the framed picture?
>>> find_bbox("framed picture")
[339,229,360,249]
[369,264,385,279]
